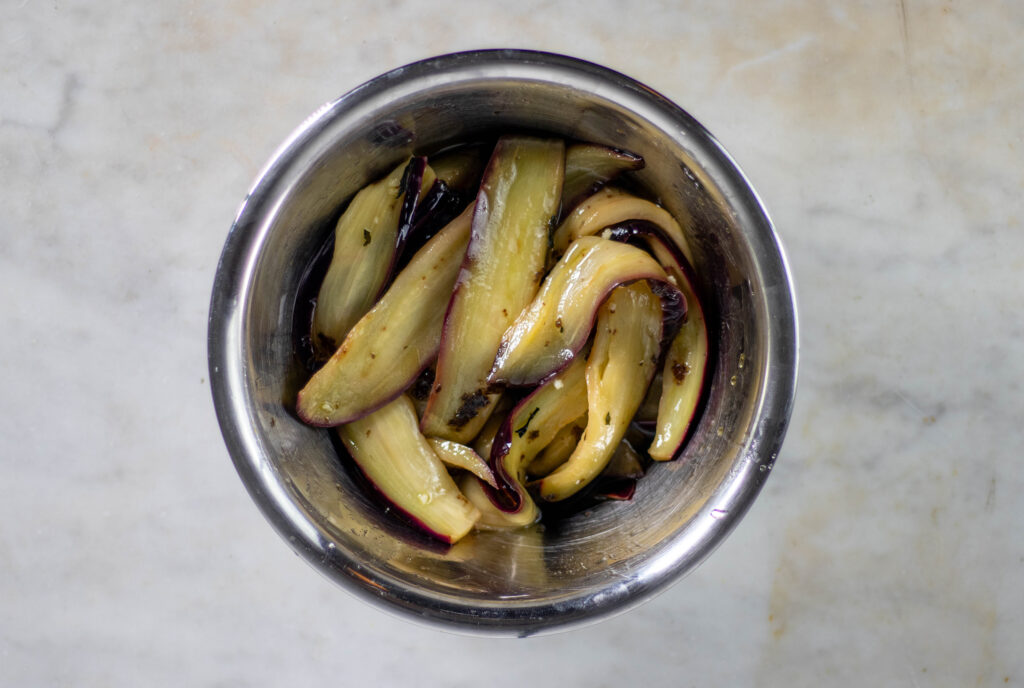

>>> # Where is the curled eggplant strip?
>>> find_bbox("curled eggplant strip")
[458,474,539,530]
[649,298,708,460]
[427,438,498,488]
[537,282,662,502]
[605,222,710,461]
[552,187,695,267]
[421,136,565,442]
[490,236,681,387]
[313,157,436,352]
[297,206,473,427]
[483,353,589,523]
[336,395,480,544]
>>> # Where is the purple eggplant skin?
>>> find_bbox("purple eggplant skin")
[397,178,468,269]
[606,221,692,279]
[485,414,528,513]
[393,156,428,261]
[647,280,686,362]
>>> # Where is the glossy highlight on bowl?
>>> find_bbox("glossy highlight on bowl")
[208,49,798,635]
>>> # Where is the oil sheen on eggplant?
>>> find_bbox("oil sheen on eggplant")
[290,137,712,545]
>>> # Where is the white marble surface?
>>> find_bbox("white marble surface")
[3,1,1022,685]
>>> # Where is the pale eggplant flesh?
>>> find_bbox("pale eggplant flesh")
[480,353,589,524]
[296,206,473,427]
[335,395,480,544]
[605,221,710,461]
[552,187,696,267]
[536,282,663,502]
[489,235,684,388]
[525,413,585,478]
[560,143,644,219]
[313,157,436,353]
[427,438,498,488]
[421,136,565,443]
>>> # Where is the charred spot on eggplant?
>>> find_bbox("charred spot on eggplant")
[449,389,491,429]
[515,407,540,438]
[672,362,689,383]
[410,367,435,401]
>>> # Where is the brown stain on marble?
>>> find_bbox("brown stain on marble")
[757,458,1003,684]
[705,1,1022,182]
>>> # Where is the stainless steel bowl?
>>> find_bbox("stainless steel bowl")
[208,50,798,635]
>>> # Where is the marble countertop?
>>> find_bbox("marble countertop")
[3,1,1021,685]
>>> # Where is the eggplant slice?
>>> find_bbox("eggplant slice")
[536,282,663,501]
[421,136,565,442]
[313,157,436,352]
[552,187,695,267]
[335,395,480,544]
[427,437,498,488]
[605,222,710,461]
[297,206,473,427]
[467,353,589,527]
